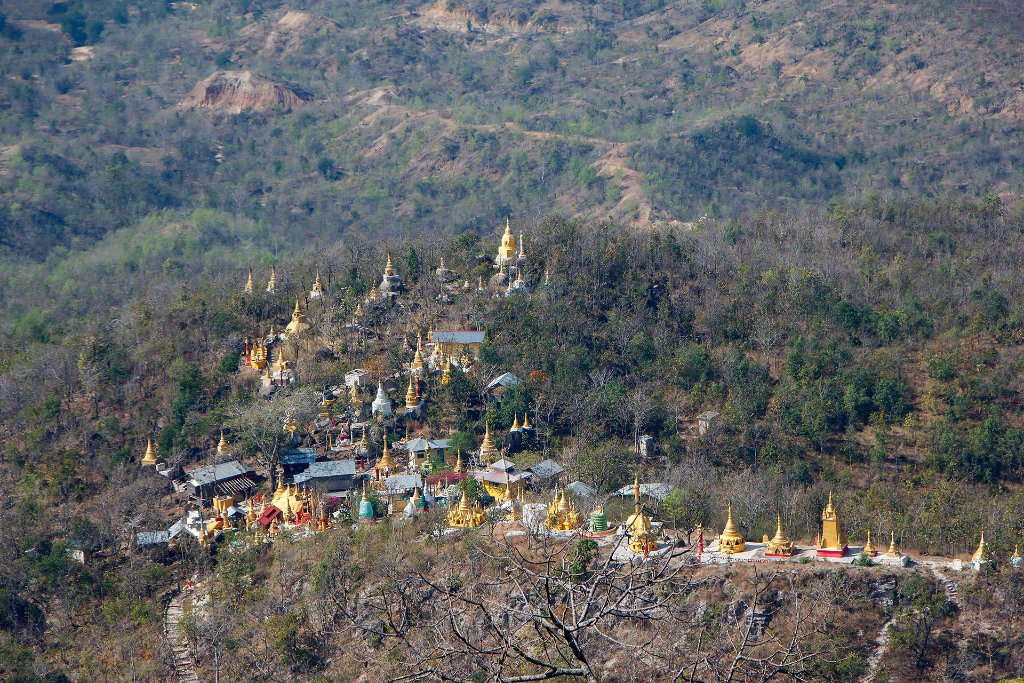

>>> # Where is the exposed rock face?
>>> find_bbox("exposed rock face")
[252,10,340,54]
[178,70,308,115]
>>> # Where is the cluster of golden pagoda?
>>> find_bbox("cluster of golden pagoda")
[714,494,1000,564]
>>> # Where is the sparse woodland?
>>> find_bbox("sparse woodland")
[3,0,1024,681]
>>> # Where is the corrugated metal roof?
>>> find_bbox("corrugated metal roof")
[433,330,485,344]
[527,459,565,478]
[405,437,450,452]
[188,460,254,486]
[294,460,356,484]
[136,531,170,546]
[383,474,423,492]
[566,481,597,498]
[613,482,674,501]
[281,448,318,465]
[486,372,522,390]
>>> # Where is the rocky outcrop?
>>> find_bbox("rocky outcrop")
[178,70,309,115]
[252,10,340,54]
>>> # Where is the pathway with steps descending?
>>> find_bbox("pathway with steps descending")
[861,616,895,683]
[164,583,200,683]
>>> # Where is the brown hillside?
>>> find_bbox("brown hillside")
[178,70,309,115]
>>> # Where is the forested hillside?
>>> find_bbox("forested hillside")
[3,0,1024,681]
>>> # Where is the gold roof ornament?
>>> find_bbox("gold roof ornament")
[266,264,277,293]
[141,437,158,466]
[511,414,520,431]
[522,412,531,429]
[884,531,901,558]
[311,271,324,294]
[384,252,396,277]
[244,267,255,294]
[717,503,745,554]
[216,430,230,456]
[453,449,465,473]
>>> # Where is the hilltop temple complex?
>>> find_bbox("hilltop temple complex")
[135,228,1019,574]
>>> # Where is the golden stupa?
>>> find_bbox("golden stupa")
[447,489,486,528]
[764,513,794,556]
[244,267,255,294]
[285,298,310,336]
[545,486,583,531]
[216,430,230,457]
[266,264,277,293]
[625,476,657,553]
[884,531,901,559]
[717,504,745,554]
[971,532,990,564]
[817,491,848,557]
[140,437,158,466]
[479,421,498,465]
[862,529,877,557]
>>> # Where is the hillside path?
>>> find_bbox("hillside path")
[164,580,200,683]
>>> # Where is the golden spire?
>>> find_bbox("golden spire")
[503,482,514,503]
[141,437,158,466]
[405,372,418,408]
[1013,545,1021,563]
[558,487,571,512]
[312,271,323,293]
[354,302,363,319]
[480,420,496,465]
[266,264,277,293]
[361,481,369,502]
[453,449,464,473]
[378,432,396,470]
[971,532,989,563]
[862,529,876,556]
[723,504,739,536]
[217,430,229,456]
[522,412,531,429]
[458,488,471,511]
[770,514,789,545]
[885,531,900,558]
[384,251,395,277]
[359,430,368,452]
[511,414,520,430]
[244,267,254,293]
[349,382,361,406]
[412,334,425,371]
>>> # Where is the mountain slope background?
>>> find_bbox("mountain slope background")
[1,0,1023,274]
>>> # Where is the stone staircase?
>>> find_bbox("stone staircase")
[164,587,200,683]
